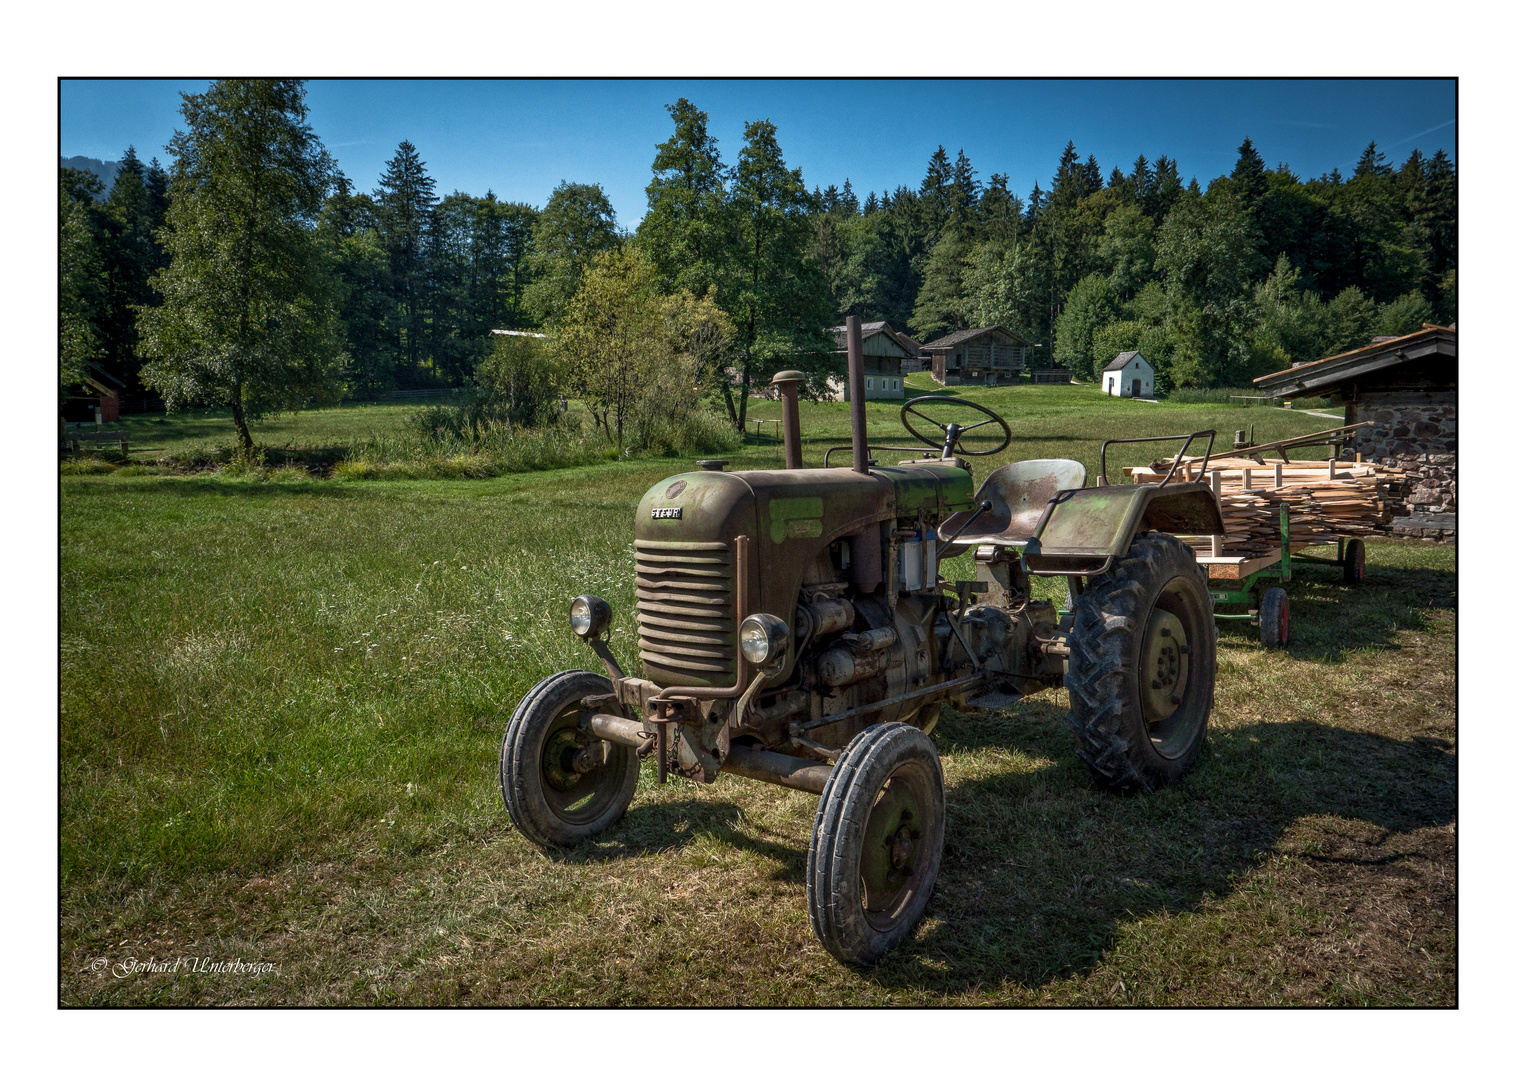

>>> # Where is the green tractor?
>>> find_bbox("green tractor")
[501,318,1226,965]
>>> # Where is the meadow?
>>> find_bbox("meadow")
[58,383,1453,1005]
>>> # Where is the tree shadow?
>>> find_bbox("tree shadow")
[859,700,1454,991]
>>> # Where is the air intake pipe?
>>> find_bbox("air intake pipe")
[847,315,868,474]
[770,369,804,469]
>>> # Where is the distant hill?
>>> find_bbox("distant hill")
[60,155,119,197]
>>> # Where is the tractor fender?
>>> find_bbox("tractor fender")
[1021,482,1223,576]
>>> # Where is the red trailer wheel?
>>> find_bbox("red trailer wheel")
[1259,587,1290,649]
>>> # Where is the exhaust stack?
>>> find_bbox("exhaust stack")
[770,370,804,469]
[847,315,868,474]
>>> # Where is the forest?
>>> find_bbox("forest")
[60,80,1457,437]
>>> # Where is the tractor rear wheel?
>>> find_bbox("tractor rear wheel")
[1343,537,1367,585]
[1260,587,1290,649]
[807,723,945,966]
[1065,533,1216,793]
[500,670,641,847]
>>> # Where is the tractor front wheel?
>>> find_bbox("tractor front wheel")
[1065,533,1217,793]
[500,670,641,847]
[807,723,945,966]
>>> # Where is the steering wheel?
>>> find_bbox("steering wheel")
[900,395,1013,457]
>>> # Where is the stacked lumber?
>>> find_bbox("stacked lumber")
[1124,455,1411,557]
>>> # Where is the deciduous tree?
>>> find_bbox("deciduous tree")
[138,79,342,450]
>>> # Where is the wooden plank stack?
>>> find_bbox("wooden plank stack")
[1125,455,1411,558]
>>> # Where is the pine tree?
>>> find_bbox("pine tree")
[1231,136,1268,206]
[1353,141,1392,180]
[138,79,342,449]
[949,148,980,229]
[920,145,953,238]
[726,118,832,427]
[839,179,859,215]
[374,140,437,383]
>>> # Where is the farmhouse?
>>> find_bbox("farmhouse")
[1102,351,1154,398]
[923,326,1030,385]
[1254,323,1456,538]
[830,320,914,399]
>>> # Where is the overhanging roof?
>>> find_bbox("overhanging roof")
[1253,324,1456,398]
[922,325,1028,351]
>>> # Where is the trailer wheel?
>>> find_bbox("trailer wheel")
[1260,587,1290,649]
[1343,538,1366,585]
[500,670,641,848]
[1065,533,1216,793]
[807,723,945,966]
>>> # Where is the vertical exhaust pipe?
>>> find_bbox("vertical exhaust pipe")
[770,370,804,470]
[847,315,868,474]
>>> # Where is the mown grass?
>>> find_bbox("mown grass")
[59,387,1449,1005]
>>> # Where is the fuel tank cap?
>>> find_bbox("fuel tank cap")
[696,459,728,471]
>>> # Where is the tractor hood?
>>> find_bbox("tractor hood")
[631,463,972,687]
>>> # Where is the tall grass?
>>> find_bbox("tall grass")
[1165,387,1333,409]
[335,403,743,481]
[337,416,615,479]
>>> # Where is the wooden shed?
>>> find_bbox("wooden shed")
[1102,351,1154,397]
[1253,324,1456,538]
[922,326,1029,385]
[830,321,914,399]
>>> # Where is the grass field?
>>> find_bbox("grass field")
[58,383,1453,1006]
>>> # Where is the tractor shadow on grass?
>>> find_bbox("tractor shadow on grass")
[863,701,1455,993]
[559,797,809,879]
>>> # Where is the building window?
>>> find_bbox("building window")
[866,378,874,390]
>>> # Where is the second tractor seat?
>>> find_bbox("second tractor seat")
[937,458,1088,549]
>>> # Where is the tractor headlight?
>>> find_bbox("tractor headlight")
[569,595,612,639]
[739,613,790,667]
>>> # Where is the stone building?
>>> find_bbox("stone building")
[1254,324,1456,538]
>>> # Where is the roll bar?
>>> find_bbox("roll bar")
[1098,430,1216,487]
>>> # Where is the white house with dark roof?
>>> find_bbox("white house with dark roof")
[830,320,915,399]
[1103,351,1154,397]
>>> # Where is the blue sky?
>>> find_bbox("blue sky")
[61,78,1454,229]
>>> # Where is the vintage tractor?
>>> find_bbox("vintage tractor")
[500,317,1226,965]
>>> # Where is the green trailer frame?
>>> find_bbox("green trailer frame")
[1198,503,1361,643]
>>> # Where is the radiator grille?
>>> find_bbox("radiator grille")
[635,540,735,685]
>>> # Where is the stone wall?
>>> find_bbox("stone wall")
[1349,391,1456,519]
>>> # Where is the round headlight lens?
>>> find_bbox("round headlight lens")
[739,613,790,666]
[569,595,611,639]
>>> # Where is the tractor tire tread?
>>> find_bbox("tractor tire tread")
[1064,533,1216,794]
[807,723,945,966]
[500,669,639,848]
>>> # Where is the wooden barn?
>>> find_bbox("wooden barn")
[894,331,927,373]
[1102,350,1155,397]
[830,321,914,399]
[1254,323,1456,539]
[922,326,1029,385]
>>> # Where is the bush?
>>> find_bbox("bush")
[60,457,119,475]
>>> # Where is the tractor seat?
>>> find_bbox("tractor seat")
[937,458,1088,549]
